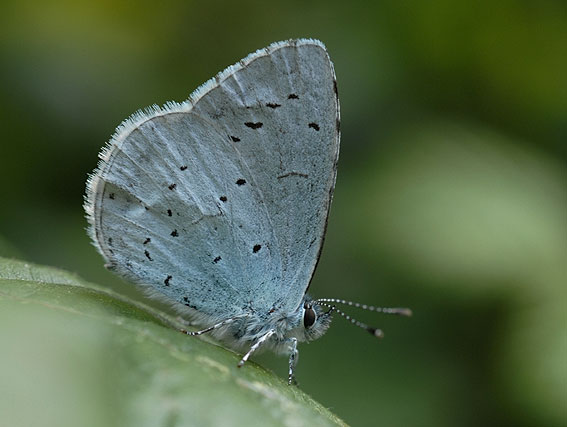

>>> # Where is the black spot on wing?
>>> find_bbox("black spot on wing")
[182,296,197,309]
[244,122,263,129]
[277,171,308,180]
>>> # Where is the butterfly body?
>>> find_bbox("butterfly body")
[202,294,332,354]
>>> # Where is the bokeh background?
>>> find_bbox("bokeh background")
[1,1,565,426]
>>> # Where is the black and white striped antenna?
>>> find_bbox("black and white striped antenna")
[314,298,412,338]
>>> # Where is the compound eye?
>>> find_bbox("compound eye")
[303,305,316,328]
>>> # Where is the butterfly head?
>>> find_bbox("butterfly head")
[300,298,334,342]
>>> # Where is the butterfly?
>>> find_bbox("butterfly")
[85,39,410,385]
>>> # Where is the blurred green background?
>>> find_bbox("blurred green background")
[1,1,565,426]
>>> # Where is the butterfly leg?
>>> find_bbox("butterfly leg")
[287,337,298,385]
[181,315,243,336]
[237,329,276,367]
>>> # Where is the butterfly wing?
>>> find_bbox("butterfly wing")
[85,39,340,317]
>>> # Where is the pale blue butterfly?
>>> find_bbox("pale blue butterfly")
[85,39,410,384]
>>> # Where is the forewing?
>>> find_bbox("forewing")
[85,39,340,316]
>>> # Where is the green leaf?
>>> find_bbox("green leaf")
[0,257,346,427]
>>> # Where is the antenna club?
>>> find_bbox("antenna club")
[392,308,413,317]
[370,328,384,338]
